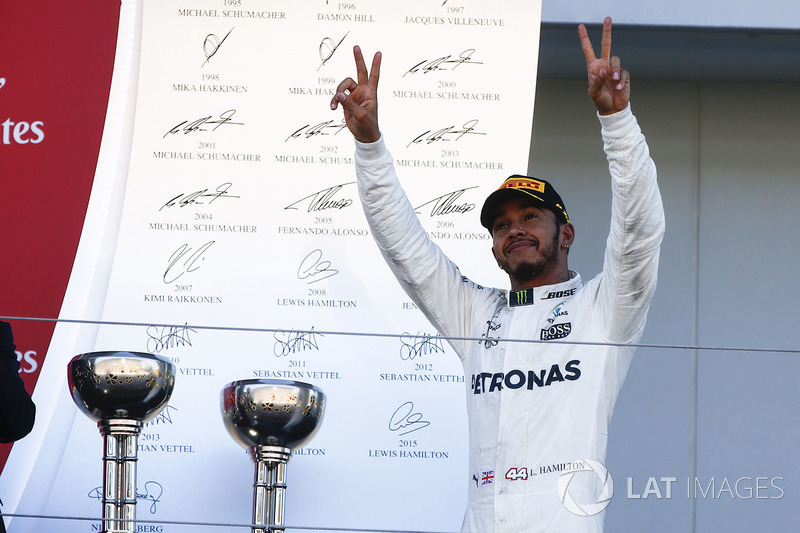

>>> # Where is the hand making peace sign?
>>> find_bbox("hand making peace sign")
[578,17,631,115]
[330,45,382,143]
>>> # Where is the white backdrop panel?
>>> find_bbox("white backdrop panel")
[12,1,544,532]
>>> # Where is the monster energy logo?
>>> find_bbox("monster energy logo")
[509,288,534,307]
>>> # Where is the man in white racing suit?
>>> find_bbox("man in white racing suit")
[330,18,665,532]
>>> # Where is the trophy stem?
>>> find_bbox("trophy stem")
[253,460,269,533]
[99,419,142,533]
[271,461,288,530]
[250,445,292,533]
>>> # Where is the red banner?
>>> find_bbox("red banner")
[0,1,120,471]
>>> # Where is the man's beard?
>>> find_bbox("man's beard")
[498,230,560,282]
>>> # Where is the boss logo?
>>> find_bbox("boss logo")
[540,323,572,341]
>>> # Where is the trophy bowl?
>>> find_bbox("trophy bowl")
[68,351,175,422]
[221,379,325,450]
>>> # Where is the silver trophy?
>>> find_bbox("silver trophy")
[221,379,326,533]
[68,351,175,533]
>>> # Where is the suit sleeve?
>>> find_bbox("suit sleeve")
[354,137,500,357]
[593,105,666,343]
[0,321,36,443]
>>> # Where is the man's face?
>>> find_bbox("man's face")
[490,198,563,284]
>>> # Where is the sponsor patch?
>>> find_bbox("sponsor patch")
[509,287,534,307]
[471,360,581,394]
[542,289,577,300]
[499,177,546,193]
[540,322,572,341]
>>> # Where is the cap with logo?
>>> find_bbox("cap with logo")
[480,174,569,231]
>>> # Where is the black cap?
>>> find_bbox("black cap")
[480,174,569,230]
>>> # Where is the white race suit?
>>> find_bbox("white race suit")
[353,105,665,532]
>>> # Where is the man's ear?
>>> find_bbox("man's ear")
[561,222,575,248]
